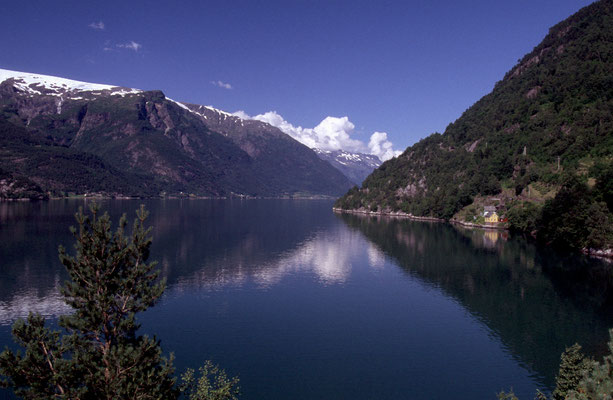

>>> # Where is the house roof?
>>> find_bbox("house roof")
[484,206,496,212]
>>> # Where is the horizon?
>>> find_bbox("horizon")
[0,0,595,159]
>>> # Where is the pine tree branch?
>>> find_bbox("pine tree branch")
[39,341,65,396]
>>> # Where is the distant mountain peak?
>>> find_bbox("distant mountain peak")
[314,149,381,185]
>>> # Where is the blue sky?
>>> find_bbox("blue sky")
[0,0,594,158]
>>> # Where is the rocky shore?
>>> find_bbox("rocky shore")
[449,218,509,231]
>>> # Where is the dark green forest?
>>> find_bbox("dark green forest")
[0,120,163,198]
[335,0,613,250]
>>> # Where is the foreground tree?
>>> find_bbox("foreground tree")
[568,329,613,400]
[0,205,178,399]
[180,360,240,400]
[2,205,239,399]
[552,344,590,400]
[499,330,613,400]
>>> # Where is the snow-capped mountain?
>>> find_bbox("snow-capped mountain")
[313,149,381,185]
[0,68,353,198]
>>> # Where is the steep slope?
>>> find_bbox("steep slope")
[336,0,613,227]
[182,103,354,196]
[0,69,353,198]
[0,119,161,197]
[313,149,381,185]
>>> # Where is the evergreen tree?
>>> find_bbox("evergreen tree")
[568,329,613,400]
[552,343,590,400]
[180,360,240,400]
[0,204,178,399]
[497,390,519,400]
[534,389,548,400]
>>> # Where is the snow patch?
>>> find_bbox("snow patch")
[203,105,234,117]
[0,68,141,97]
[167,98,196,113]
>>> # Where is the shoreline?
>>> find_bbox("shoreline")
[332,207,507,230]
[1,194,338,202]
[449,218,509,231]
[332,207,445,222]
[333,207,613,260]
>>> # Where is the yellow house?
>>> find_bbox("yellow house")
[483,206,499,223]
[485,212,499,223]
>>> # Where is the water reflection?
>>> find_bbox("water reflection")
[0,199,364,322]
[0,201,75,324]
[170,223,360,290]
[337,213,613,389]
[3,200,613,397]
[0,287,69,325]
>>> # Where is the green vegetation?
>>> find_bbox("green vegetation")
[0,166,47,200]
[537,174,613,250]
[0,120,162,198]
[506,201,542,234]
[335,0,613,250]
[499,330,613,400]
[0,205,239,399]
[180,361,240,400]
[552,344,591,400]
[568,332,613,399]
[504,170,613,250]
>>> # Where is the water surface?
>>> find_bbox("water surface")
[1,199,612,399]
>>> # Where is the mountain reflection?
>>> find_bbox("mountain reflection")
[5,199,613,395]
[337,213,613,389]
[0,199,368,323]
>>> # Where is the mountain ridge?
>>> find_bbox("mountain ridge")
[0,68,354,198]
[334,0,613,250]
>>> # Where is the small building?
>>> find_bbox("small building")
[483,206,499,223]
[485,211,499,223]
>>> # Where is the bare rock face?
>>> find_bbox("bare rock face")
[525,86,542,99]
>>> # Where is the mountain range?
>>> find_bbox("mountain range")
[335,0,612,250]
[313,149,381,185]
[0,69,378,199]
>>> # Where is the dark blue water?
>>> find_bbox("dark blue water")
[1,199,612,399]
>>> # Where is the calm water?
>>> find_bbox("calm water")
[1,199,612,399]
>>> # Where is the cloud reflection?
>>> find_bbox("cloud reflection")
[367,244,385,270]
[0,288,70,326]
[170,226,375,291]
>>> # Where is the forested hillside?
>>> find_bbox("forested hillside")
[335,0,613,250]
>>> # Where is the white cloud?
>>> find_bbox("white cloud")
[117,41,142,52]
[232,110,250,119]
[368,131,402,161]
[211,80,233,90]
[88,21,105,30]
[232,110,401,161]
